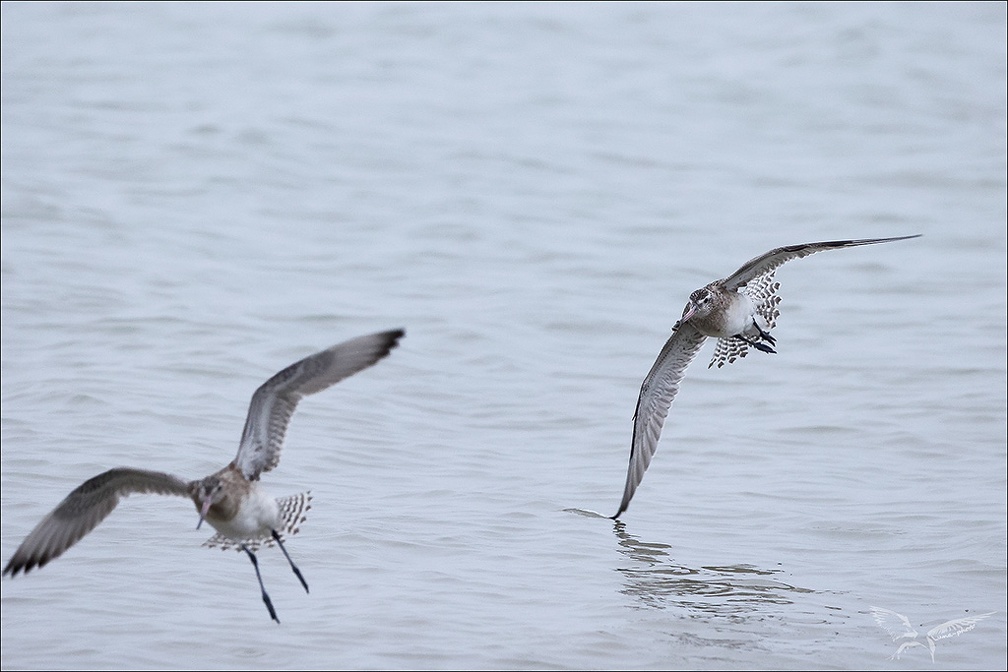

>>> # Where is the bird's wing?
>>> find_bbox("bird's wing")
[613,324,707,518]
[233,329,404,480]
[3,468,191,576]
[720,236,921,291]
[890,640,927,660]
[927,612,996,641]
[870,606,917,641]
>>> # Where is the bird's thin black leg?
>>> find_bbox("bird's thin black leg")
[752,319,777,346]
[737,334,776,354]
[243,543,279,624]
[272,529,309,594]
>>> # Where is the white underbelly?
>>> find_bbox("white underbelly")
[705,292,756,338]
[208,489,280,541]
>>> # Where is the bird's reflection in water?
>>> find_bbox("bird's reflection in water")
[612,521,813,617]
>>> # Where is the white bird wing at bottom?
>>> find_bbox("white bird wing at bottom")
[927,612,996,641]
[614,324,707,518]
[870,606,917,640]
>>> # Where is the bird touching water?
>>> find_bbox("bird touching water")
[613,236,919,519]
[3,328,405,623]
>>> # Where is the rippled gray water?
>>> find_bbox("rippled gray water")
[2,3,1005,670]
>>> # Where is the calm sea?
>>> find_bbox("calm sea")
[2,3,1005,669]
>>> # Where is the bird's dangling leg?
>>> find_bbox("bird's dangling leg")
[737,333,777,355]
[737,318,777,354]
[272,529,309,594]
[751,318,776,346]
[243,543,279,623]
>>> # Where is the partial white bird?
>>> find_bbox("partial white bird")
[870,606,995,662]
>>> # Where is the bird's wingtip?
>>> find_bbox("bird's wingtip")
[384,328,406,343]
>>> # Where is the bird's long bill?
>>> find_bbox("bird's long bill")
[196,497,212,530]
[673,302,696,330]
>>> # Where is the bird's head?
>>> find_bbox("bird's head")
[673,287,715,330]
[190,476,224,530]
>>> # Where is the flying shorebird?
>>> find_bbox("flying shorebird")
[612,236,919,519]
[870,606,995,662]
[3,328,405,623]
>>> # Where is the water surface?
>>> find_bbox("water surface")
[2,3,1005,669]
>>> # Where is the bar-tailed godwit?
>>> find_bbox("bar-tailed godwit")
[4,328,405,623]
[613,236,919,518]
